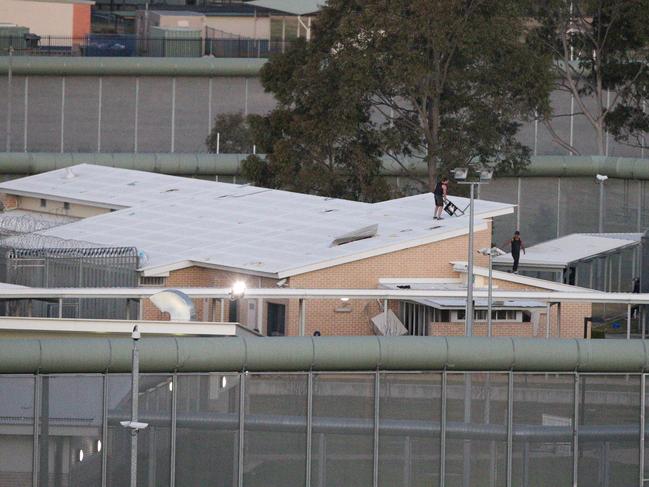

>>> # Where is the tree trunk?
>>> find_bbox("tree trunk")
[426,99,441,191]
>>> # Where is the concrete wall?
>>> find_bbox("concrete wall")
[0,75,274,154]
[205,16,271,40]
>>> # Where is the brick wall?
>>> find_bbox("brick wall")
[143,223,591,339]
[285,227,492,336]
[141,266,278,331]
[0,193,18,210]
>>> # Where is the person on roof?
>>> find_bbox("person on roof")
[433,176,448,220]
[502,231,526,274]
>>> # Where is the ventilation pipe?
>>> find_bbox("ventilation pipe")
[150,289,196,321]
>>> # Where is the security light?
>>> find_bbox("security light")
[221,376,228,388]
[230,281,247,300]
[452,167,468,180]
[120,421,149,431]
[596,174,608,182]
[479,168,494,181]
[131,325,140,340]
[479,247,506,257]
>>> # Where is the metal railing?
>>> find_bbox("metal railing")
[0,34,293,58]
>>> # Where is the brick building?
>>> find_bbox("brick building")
[0,164,593,337]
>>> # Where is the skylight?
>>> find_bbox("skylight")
[331,224,378,246]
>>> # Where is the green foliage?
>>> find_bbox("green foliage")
[528,0,649,154]
[250,0,552,194]
[206,113,253,154]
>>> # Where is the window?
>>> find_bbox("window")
[40,198,46,208]
[63,202,70,210]
[139,276,166,287]
[399,302,430,336]
[228,300,238,323]
[452,310,523,322]
[266,303,286,336]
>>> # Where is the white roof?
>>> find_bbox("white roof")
[493,233,642,269]
[451,261,596,292]
[379,280,546,309]
[0,164,514,278]
[247,0,322,15]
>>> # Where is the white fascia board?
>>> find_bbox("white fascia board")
[0,317,249,336]
[475,206,515,219]
[278,222,489,279]
[140,260,278,279]
[0,188,128,210]
[452,261,595,292]
[0,287,648,303]
[378,277,463,285]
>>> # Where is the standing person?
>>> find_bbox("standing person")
[502,231,526,273]
[433,176,448,220]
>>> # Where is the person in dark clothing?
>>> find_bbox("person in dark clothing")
[502,231,526,273]
[433,176,448,220]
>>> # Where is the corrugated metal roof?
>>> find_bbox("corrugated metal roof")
[0,164,515,277]
[493,233,642,269]
[247,0,322,15]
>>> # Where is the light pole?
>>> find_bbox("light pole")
[453,167,493,336]
[596,174,608,233]
[478,246,506,337]
[120,325,148,487]
[6,45,13,152]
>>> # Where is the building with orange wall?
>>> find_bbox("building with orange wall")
[0,0,93,38]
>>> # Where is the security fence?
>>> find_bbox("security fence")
[0,245,138,319]
[0,370,647,486]
[0,34,292,58]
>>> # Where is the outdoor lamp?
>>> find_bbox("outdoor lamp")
[479,168,494,181]
[452,167,468,180]
[230,281,247,300]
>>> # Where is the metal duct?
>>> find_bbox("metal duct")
[150,289,196,321]
[1,336,649,374]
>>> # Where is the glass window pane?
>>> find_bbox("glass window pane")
[512,373,574,486]
[243,374,307,486]
[0,376,34,487]
[38,376,103,487]
[176,374,239,487]
[379,373,441,487]
[312,374,375,487]
[578,375,640,487]
[445,373,508,487]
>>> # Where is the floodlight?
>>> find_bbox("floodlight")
[452,168,468,180]
[131,325,140,340]
[596,174,608,182]
[479,168,494,181]
[120,421,149,431]
[478,246,506,257]
[230,281,247,300]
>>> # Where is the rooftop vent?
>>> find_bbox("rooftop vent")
[331,224,378,246]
